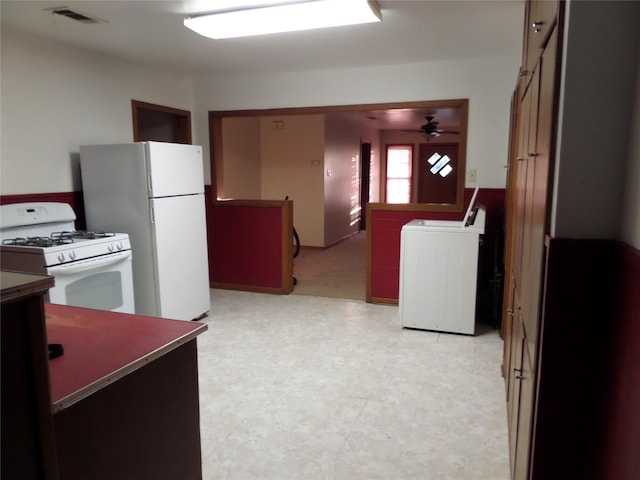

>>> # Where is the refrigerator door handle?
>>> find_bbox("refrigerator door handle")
[147,173,153,195]
[149,204,155,224]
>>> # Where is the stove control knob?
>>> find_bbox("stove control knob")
[116,242,123,251]
[108,244,114,253]
[69,251,77,260]
[57,253,65,262]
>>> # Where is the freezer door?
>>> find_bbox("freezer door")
[151,193,210,321]
[146,142,205,197]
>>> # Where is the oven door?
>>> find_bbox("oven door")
[46,250,135,314]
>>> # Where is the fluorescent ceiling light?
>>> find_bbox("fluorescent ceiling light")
[184,0,382,40]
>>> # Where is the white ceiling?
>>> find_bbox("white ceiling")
[0,0,524,130]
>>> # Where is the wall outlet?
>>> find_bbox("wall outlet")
[467,169,477,183]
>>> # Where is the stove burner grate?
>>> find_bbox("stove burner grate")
[2,236,58,247]
[52,230,116,240]
[2,230,117,247]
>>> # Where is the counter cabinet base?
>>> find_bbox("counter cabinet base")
[54,341,203,480]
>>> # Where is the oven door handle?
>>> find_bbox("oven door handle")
[47,251,132,275]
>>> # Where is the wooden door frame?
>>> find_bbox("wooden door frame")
[359,139,372,230]
[208,98,468,211]
[131,100,192,144]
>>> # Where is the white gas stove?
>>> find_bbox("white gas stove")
[0,202,135,314]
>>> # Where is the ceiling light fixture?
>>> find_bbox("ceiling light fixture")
[184,0,381,40]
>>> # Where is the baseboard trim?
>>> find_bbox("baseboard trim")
[212,282,291,295]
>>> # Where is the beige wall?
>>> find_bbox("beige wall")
[220,113,382,247]
[220,117,261,199]
[260,115,325,246]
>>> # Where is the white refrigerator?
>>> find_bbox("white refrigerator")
[80,142,210,321]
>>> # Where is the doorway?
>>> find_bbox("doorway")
[208,99,468,299]
[360,140,372,231]
[131,100,192,144]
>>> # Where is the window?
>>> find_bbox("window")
[386,145,413,203]
[427,152,453,177]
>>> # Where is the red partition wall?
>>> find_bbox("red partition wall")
[2,190,293,295]
[530,238,640,479]
[206,194,293,294]
[597,242,640,479]
[367,188,505,304]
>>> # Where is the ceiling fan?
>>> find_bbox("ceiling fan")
[404,115,460,139]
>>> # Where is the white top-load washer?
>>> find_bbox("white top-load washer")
[399,188,485,335]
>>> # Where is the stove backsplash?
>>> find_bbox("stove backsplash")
[0,192,86,230]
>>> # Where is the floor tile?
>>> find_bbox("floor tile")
[198,289,510,479]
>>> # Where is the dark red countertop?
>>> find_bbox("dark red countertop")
[45,303,207,412]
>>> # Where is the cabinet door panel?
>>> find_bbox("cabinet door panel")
[506,3,561,479]
[529,0,558,51]
[512,85,532,291]
[507,310,524,472]
[502,88,522,375]
[521,65,540,343]
[523,0,558,79]
[525,27,558,356]
[513,321,535,480]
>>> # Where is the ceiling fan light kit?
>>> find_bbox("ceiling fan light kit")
[184,0,381,39]
[420,115,460,140]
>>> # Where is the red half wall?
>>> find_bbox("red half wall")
[598,242,640,479]
[368,188,505,303]
[205,192,293,294]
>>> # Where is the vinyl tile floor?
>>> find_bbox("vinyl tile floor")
[197,289,510,480]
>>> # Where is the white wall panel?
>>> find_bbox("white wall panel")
[0,27,194,195]
[192,55,520,189]
[551,1,640,242]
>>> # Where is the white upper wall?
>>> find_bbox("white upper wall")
[2,23,522,197]
[0,27,195,195]
[192,53,522,190]
[620,41,640,248]
[552,1,640,245]
[3,2,639,250]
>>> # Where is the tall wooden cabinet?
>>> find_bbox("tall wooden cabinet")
[503,2,640,478]
[502,1,561,478]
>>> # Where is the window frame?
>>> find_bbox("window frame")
[385,144,414,204]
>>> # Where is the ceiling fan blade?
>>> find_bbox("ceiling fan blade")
[438,130,460,135]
